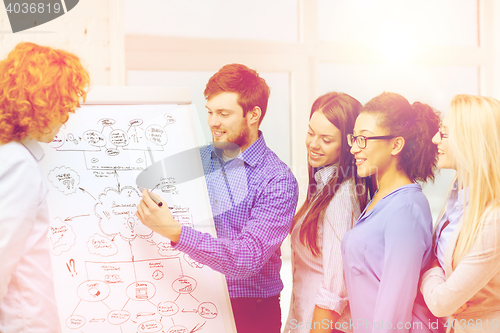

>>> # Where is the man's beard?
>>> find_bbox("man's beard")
[212,121,250,152]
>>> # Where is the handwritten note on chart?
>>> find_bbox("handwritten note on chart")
[39,104,234,333]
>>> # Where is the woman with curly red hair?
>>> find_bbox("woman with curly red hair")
[0,42,89,332]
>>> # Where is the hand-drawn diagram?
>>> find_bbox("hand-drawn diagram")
[87,233,118,257]
[53,112,176,172]
[95,186,153,241]
[65,257,218,333]
[48,217,77,256]
[39,104,233,333]
[48,166,81,195]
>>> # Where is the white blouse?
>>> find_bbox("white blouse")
[283,164,361,333]
[0,139,61,332]
[435,182,467,269]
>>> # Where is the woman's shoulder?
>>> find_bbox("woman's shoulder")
[480,205,500,235]
[378,185,432,225]
[323,177,361,217]
[0,141,40,178]
[338,175,358,189]
[0,141,35,165]
[385,183,429,208]
[327,176,360,203]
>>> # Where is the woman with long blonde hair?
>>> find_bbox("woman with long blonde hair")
[420,94,500,332]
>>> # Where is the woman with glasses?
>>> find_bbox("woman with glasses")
[341,92,441,333]
[420,95,500,333]
[284,92,371,333]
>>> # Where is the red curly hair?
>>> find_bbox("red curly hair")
[0,42,90,143]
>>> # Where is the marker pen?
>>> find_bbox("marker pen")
[138,187,163,207]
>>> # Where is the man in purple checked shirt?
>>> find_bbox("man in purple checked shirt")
[136,63,299,333]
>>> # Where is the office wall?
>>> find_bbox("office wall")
[0,0,124,85]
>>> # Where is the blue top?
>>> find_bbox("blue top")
[341,183,437,333]
[174,132,299,298]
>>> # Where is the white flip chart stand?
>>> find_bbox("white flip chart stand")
[39,86,236,333]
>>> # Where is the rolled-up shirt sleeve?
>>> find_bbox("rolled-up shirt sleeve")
[314,181,358,315]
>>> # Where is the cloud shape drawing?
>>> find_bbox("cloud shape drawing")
[48,166,80,195]
[157,242,180,257]
[87,233,118,257]
[95,186,153,240]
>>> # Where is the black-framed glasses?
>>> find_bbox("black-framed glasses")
[347,134,396,149]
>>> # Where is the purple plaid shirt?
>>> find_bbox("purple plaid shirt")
[174,132,298,298]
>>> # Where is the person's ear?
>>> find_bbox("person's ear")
[390,137,405,156]
[247,106,261,126]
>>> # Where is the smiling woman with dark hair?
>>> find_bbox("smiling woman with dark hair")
[341,92,441,333]
[284,92,371,333]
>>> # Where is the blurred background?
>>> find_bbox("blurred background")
[2,0,498,322]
